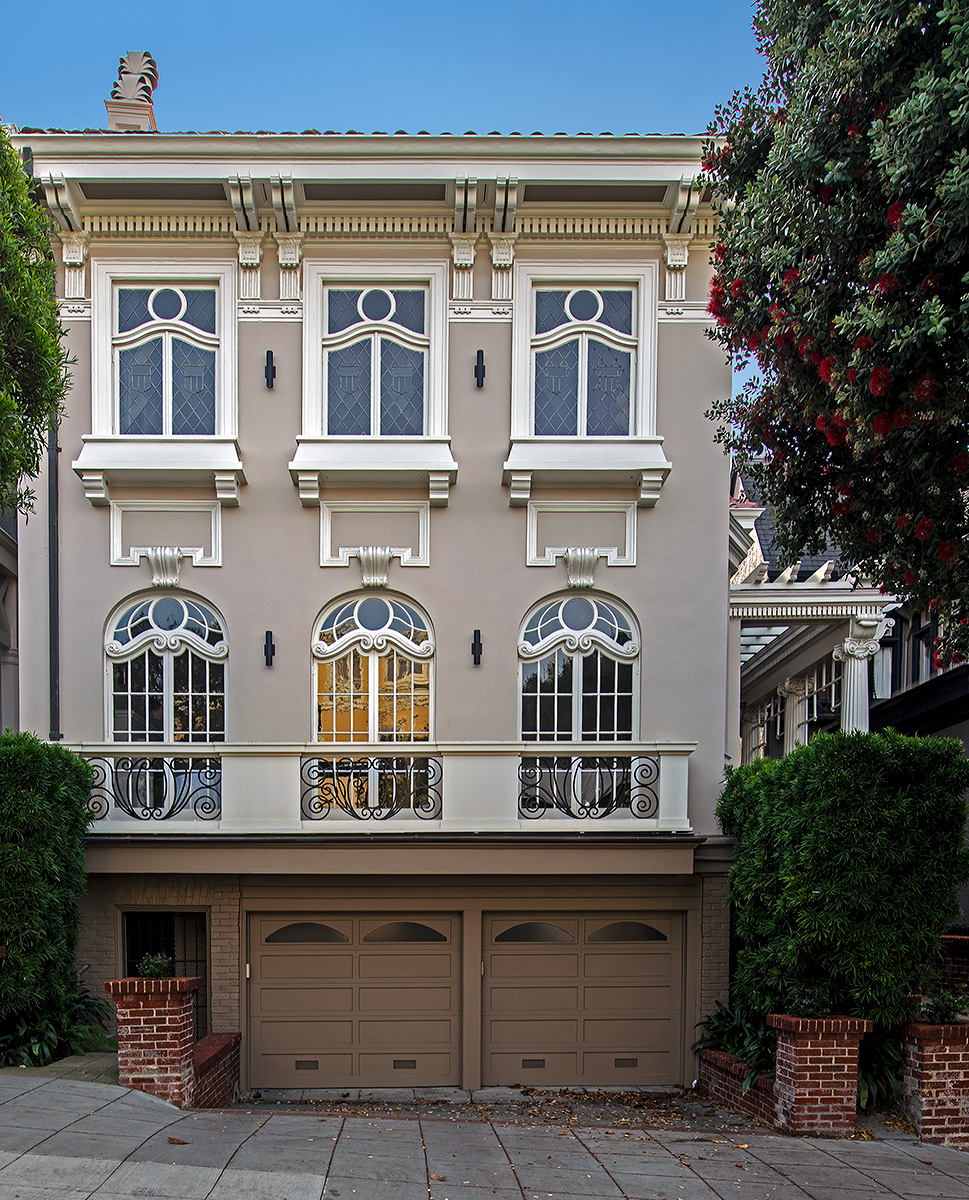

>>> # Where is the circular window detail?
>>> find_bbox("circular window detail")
[566,288,602,323]
[561,596,596,631]
[359,288,395,322]
[148,287,185,322]
[150,596,186,631]
[356,596,392,631]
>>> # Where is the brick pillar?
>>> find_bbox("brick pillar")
[901,1022,969,1147]
[767,1014,872,1136]
[105,977,201,1108]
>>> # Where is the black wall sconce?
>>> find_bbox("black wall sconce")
[265,350,276,389]
[474,349,485,388]
[264,630,276,666]
[471,629,483,666]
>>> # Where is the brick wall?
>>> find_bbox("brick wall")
[700,873,730,1016]
[193,1034,241,1109]
[80,874,242,1033]
[937,936,969,990]
[769,1015,871,1137]
[901,1021,969,1147]
[698,1048,776,1126]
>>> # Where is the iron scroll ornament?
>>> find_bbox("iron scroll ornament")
[518,755,659,820]
[87,756,221,821]
[301,755,442,820]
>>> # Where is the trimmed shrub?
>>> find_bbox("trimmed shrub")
[718,730,969,1026]
[0,731,103,1059]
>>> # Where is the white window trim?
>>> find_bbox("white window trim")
[302,260,449,440]
[526,499,637,567]
[91,259,237,439]
[320,499,430,569]
[511,261,658,440]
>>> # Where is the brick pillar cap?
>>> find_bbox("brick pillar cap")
[901,1020,969,1041]
[767,1013,873,1034]
[940,935,969,956]
[105,976,202,997]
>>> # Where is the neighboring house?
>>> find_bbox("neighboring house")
[12,55,734,1091]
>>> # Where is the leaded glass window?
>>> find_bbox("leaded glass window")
[114,286,219,436]
[322,287,428,436]
[519,596,639,742]
[531,287,636,437]
[106,596,227,742]
[313,596,433,742]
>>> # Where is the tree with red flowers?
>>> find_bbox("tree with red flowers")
[706,0,969,662]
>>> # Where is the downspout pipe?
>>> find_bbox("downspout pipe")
[48,423,60,740]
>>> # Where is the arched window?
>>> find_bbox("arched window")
[106,595,227,743]
[312,595,433,743]
[519,595,638,742]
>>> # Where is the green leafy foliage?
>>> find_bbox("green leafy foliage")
[718,731,969,1025]
[921,984,969,1023]
[135,951,175,979]
[0,129,69,512]
[0,731,103,1064]
[693,1001,778,1091]
[703,0,969,663]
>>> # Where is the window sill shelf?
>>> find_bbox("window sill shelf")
[289,437,459,506]
[73,437,246,506]
[502,437,671,506]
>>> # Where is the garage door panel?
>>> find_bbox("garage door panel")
[256,1019,354,1049]
[358,986,452,1012]
[489,986,579,1012]
[255,1053,354,1086]
[488,1018,580,1045]
[256,987,354,1015]
[584,953,672,978]
[489,1052,578,1077]
[582,1018,666,1046]
[489,954,579,979]
[358,953,453,978]
[582,1050,674,1075]
[584,985,672,1014]
[358,1018,455,1044]
[259,954,354,981]
[357,1052,454,1082]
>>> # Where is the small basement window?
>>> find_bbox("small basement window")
[123,911,208,1039]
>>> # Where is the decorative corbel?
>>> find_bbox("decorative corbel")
[448,232,477,301]
[40,172,83,233]
[270,173,299,233]
[428,472,451,508]
[275,232,304,301]
[147,547,186,588]
[226,174,259,232]
[80,471,110,507]
[356,547,395,588]
[564,548,601,589]
[214,471,242,507]
[486,232,517,301]
[59,231,90,300]
[660,232,691,303]
[234,231,265,301]
[453,176,479,233]
[493,176,518,234]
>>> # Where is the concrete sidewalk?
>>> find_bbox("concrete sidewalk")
[2,1073,969,1200]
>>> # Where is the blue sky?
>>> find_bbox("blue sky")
[1,1,763,137]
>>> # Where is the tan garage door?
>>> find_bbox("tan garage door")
[250,913,460,1087]
[482,912,683,1086]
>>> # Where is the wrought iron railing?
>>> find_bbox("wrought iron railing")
[518,754,659,819]
[87,755,221,821]
[300,754,442,821]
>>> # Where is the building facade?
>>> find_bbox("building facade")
[12,57,734,1090]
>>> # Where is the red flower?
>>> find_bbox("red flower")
[847,368,858,384]
[930,598,938,609]
[872,412,893,436]
[784,268,801,290]
[921,274,938,295]
[798,336,815,360]
[874,102,888,119]
[904,570,917,585]
[707,284,727,316]
[948,452,969,473]
[875,273,898,296]
[818,184,835,204]
[914,374,937,403]
[939,541,957,562]
[747,332,760,351]
[816,414,830,430]
[831,413,847,428]
[826,429,847,446]
[915,517,935,540]
[887,202,904,230]
[838,482,852,496]
[769,303,788,321]
[730,278,744,299]
[893,407,912,428]
[847,123,860,139]
[714,242,726,260]
[833,500,850,516]
[867,527,880,545]
[853,336,873,352]
[870,366,892,396]
[819,356,837,383]
[897,514,911,531]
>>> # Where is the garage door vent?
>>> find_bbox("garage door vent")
[521,1058,546,1069]
[393,1059,417,1070]
[614,1057,639,1068]
[295,1060,319,1070]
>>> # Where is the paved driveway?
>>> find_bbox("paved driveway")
[2,1074,969,1200]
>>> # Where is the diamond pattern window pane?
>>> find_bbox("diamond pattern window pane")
[182,289,216,333]
[535,290,568,334]
[391,290,425,334]
[328,289,363,333]
[119,339,164,434]
[534,341,579,436]
[118,288,152,333]
[599,290,633,334]
[328,340,372,434]
[380,341,424,435]
[171,341,216,435]
[587,341,630,436]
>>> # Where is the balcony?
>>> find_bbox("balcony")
[75,742,694,833]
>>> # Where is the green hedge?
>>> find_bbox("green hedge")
[718,730,969,1026]
[0,732,94,1035]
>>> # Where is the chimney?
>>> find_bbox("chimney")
[105,51,159,132]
